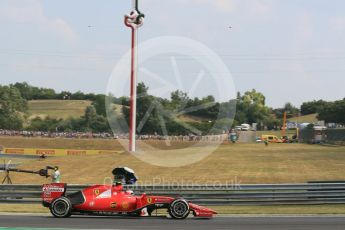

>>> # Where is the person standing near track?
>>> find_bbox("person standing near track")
[51,166,61,183]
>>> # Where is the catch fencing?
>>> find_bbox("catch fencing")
[1,183,345,206]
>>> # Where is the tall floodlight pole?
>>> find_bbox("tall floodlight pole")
[124,0,145,152]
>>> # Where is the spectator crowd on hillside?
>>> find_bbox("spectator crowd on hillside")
[0,129,228,142]
[0,129,114,139]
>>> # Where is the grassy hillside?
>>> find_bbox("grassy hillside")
[28,100,92,119]
[178,115,212,123]
[288,113,318,123]
[28,100,126,120]
[1,137,345,184]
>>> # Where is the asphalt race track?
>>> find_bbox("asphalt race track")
[1,215,345,230]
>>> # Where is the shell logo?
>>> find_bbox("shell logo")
[122,201,129,210]
[110,202,117,209]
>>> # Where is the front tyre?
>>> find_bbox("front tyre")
[50,197,72,218]
[168,199,190,219]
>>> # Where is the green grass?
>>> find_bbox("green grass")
[0,136,122,150]
[0,204,48,213]
[28,100,92,120]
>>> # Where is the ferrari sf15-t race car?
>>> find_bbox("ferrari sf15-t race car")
[42,183,217,219]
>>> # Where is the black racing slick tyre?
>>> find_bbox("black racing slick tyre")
[50,197,72,218]
[168,199,190,219]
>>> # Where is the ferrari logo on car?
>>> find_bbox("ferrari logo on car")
[94,189,100,196]
[147,197,153,204]
[110,202,117,209]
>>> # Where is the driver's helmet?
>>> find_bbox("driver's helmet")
[126,190,134,195]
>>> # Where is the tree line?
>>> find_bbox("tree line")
[301,99,345,124]
[0,82,344,134]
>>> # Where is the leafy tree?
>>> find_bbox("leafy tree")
[318,99,345,124]
[89,115,111,132]
[92,95,107,117]
[28,117,62,132]
[60,117,85,132]
[0,85,27,129]
[187,96,219,119]
[235,89,271,126]
[59,91,72,100]
[84,93,97,101]
[71,91,85,100]
[300,100,327,115]
[135,83,160,134]
[273,102,300,119]
[170,90,189,111]
[218,99,237,119]
[84,106,97,129]
[80,105,111,132]
[12,82,33,100]
[38,88,56,99]
[283,102,299,118]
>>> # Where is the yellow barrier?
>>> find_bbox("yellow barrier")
[2,148,119,156]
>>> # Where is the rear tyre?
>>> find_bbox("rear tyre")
[168,199,190,219]
[50,197,72,218]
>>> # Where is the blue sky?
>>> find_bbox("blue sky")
[0,0,344,107]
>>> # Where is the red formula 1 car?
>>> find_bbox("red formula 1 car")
[42,183,217,219]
